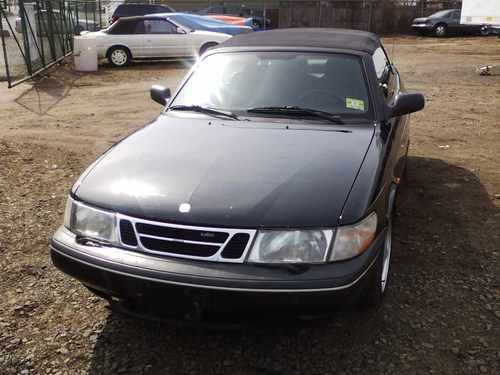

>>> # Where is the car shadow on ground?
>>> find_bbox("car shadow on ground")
[87,156,499,375]
[100,58,195,71]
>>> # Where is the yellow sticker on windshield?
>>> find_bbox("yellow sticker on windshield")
[346,97,365,111]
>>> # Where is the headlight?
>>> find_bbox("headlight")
[248,229,334,264]
[64,197,117,244]
[330,212,377,261]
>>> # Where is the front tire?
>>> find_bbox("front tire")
[358,188,395,308]
[434,23,447,37]
[357,217,393,308]
[480,26,490,36]
[107,46,131,67]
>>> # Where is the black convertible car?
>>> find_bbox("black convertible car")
[51,29,424,321]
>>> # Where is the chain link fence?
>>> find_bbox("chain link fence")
[0,0,103,87]
[92,0,464,33]
[1,0,464,87]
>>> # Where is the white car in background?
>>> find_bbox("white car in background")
[87,15,231,67]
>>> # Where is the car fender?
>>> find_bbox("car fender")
[337,125,387,226]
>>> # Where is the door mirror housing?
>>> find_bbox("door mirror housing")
[176,26,186,34]
[387,92,425,118]
[150,85,171,106]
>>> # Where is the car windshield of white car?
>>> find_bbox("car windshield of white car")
[171,52,372,121]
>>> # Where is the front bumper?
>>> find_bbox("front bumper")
[51,226,385,318]
[412,24,433,31]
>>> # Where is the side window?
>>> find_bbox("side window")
[109,19,138,35]
[372,47,389,81]
[133,20,145,34]
[372,47,398,102]
[144,19,177,34]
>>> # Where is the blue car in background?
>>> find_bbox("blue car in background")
[162,13,253,36]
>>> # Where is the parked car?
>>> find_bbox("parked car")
[86,15,231,67]
[482,24,500,35]
[159,13,253,36]
[411,9,490,37]
[110,3,174,24]
[195,4,269,29]
[15,9,99,35]
[51,28,424,321]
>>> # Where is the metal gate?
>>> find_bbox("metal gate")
[0,0,101,88]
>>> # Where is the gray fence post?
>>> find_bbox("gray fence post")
[368,1,373,32]
[0,7,12,84]
[98,0,102,29]
[317,0,321,27]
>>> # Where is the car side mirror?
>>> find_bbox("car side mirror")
[150,85,171,106]
[176,26,186,34]
[388,92,425,118]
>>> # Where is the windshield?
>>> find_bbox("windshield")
[429,10,453,18]
[171,52,371,118]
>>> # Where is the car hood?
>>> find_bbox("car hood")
[412,17,430,23]
[74,115,374,228]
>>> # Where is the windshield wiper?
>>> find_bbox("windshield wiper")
[168,105,240,121]
[247,106,343,123]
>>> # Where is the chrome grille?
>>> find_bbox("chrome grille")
[117,213,256,263]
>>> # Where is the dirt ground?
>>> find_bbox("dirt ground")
[0,36,499,375]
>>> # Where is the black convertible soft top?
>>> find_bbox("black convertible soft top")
[217,28,381,54]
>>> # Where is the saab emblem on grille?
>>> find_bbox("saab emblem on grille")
[179,203,191,213]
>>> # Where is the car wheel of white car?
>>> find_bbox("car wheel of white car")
[108,46,130,67]
[199,42,218,57]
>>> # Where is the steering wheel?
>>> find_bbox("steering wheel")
[298,89,345,110]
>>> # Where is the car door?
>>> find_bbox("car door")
[372,47,408,182]
[448,10,465,33]
[143,18,190,58]
[106,19,147,57]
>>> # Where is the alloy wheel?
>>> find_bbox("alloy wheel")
[111,49,128,66]
[435,25,446,37]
